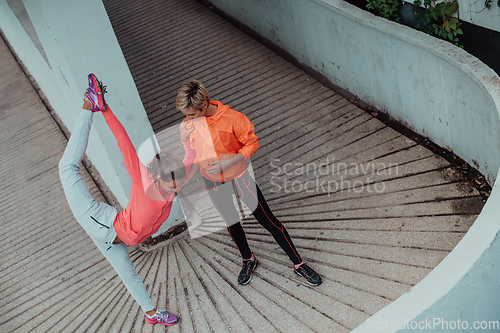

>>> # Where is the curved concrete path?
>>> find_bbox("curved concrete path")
[0,0,485,332]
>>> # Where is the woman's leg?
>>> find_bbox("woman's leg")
[203,178,252,260]
[203,177,260,284]
[92,238,155,312]
[58,110,117,244]
[235,171,323,286]
[235,171,302,265]
[58,109,156,308]
[58,109,154,306]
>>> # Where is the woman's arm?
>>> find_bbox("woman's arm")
[203,153,244,175]
[183,163,200,185]
[234,113,259,158]
[181,139,199,184]
[203,112,257,176]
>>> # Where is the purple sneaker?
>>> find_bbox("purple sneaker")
[145,310,178,326]
[84,73,107,112]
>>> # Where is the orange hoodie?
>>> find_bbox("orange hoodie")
[186,101,259,182]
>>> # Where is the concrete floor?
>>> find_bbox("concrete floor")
[0,0,485,331]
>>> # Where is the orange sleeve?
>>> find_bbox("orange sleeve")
[234,113,259,158]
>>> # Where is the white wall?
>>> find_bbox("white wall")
[203,0,500,331]
[207,0,500,184]
[458,0,500,32]
[0,0,155,207]
[356,170,500,332]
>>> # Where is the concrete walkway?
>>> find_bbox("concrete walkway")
[0,0,485,331]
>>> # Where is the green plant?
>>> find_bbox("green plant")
[412,0,431,30]
[414,0,463,46]
[367,0,400,21]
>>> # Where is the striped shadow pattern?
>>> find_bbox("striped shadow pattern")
[0,0,485,332]
[100,0,484,332]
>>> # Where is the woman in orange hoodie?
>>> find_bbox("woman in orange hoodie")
[176,80,322,286]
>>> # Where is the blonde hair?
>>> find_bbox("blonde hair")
[176,80,209,110]
[147,150,186,183]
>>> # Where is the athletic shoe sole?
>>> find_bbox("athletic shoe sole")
[145,318,178,326]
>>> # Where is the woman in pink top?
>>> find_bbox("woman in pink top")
[59,74,194,326]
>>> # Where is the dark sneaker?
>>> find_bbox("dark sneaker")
[238,257,259,285]
[85,73,107,112]
[145,310,178,326]
[294,263,322,286]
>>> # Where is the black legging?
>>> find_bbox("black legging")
[204,170,302,265]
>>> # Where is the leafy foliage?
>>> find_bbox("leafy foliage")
[367,0,400,20]
[414,0,463,46]
[367,0,495,46]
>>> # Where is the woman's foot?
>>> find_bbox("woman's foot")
[238,254,259,285]
[294,263,322,286]
[145,309,178,326]
[84,73,107,112]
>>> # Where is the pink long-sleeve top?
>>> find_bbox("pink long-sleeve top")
[102,108,195,246]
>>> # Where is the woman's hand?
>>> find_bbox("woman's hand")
[204,154,245,175]
[204,160,232,175]
[179,121,194,142]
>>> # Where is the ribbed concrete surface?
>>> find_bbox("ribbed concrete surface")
[0,0,485,332]
[100,0,483,332]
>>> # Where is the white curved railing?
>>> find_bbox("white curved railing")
[203,0,500,331]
